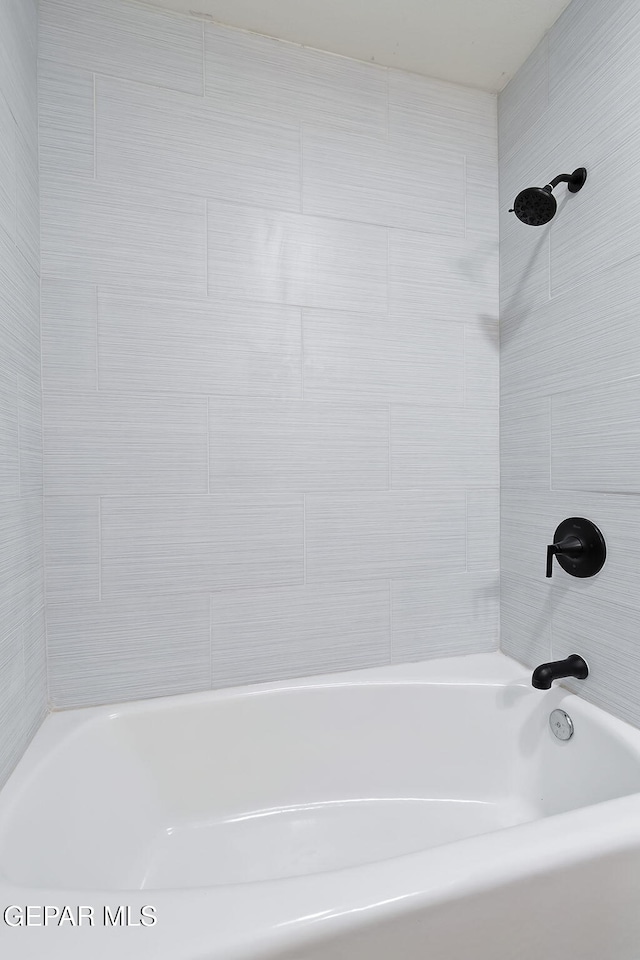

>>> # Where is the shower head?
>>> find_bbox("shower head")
[509,167,587,226]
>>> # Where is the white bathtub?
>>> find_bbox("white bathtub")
[2,651,640,959]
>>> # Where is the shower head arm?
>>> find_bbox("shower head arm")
[547,168,588,193]
[547,173,573,190]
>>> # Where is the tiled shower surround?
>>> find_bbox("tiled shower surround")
[39,0,499,707]
[499,0,640,727]
[0,0,46,789]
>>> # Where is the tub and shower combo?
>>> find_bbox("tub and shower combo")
[2,650,640,959]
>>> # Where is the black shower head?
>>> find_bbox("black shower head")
[509,167,587,226]
[512,185,557,226]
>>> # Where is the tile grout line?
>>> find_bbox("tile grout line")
[206,397,210,494]
[15,372,21,498]
[465,490,469,573]
[388,404,392,490]
[209,594,214,689]
[95,285,100,391]
[303,494,306,585]
[201,21,206,97]
[93,73,97,180]
[300,308,304,400]
[98,496,102,602]
[463,154,468,240]
[388,579,393,662]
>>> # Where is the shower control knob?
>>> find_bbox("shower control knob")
[546,517,606,579]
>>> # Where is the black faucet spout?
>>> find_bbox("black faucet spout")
[531,654,589,690]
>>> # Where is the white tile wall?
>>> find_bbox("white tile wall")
[500,0,640,727]
[211,582,391,687]
[0,0,45,789]
[41,176,207,295]
[303,310,465,405]
[305,491,467,583]
[38,61,95,179]
[97,293,302,398]
[39,0,204,94]
[391,571,499,662]
[208,400,389,493]
[39,0,499,706]
[44,392,209,495]
[302,125,465,234]
[207,202,389,313]
[204,23,388,133]
[97,76,301,211]
[391,405,498,489]
[45,497,99,602]
[47,594,211,707]
[100,496,304,596]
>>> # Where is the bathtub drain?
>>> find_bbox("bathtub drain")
[549,709,574,741]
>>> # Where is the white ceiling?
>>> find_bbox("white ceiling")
[141,0,572,92]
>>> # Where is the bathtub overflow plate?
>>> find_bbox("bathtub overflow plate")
[549,709,574,741]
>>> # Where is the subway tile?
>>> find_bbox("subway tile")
[40,0,203,95]
[390,405,498,489]
[548,0,640,112]
[0,226,40,380]
[498,36,548,158]
[0,93,16,242]
[0,497,44,637]
[303,125,464,234]
[0,0,37,142]
[44,497,99,602]
[501,259,640,402]
[23,607,47,741]
[15,125,38,272]
[391,571,499,662]
[101,496,304,597]
[18,374,42,496]
[205,22,387,134]
[465,320,499,409]
[306,490,466,583]
[303,309,464,405]
[38,60,95,180]
[388,69,497,162]
[97,76,300,212]
[500,574,552,668]
[211,582,390,687]
[549,109,640,299]
[0,371,19,498]
[41,175,207,295]
[47,594,211,708]
[0,626,25,789]
[43,392,208,496]
[209,399,389,493]
[466,158,499,240]
[499,228,550,322]
[388,229,497,323]
[467,488,499,571]
[41,280,97,393]
[207,201,387,313]
[501,395,550,489]
[551,377,640,494]
[98,292,301,398]
[552,590,640,729]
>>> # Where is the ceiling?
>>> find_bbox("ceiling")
[141,0,572,92]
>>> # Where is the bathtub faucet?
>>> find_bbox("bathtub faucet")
[531,654,589,690]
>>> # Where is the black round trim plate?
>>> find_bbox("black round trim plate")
[553,517,606,578]
[568,167,588,193]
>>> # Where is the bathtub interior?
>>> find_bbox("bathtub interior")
[1,671,640,892]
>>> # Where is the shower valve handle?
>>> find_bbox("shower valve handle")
[545,518,606,579]
[546,536,582,577]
